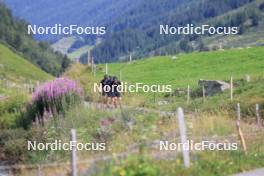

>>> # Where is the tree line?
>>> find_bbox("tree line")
[89,0,261,63]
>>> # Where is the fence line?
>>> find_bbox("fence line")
[1,125,263,172]
[1,75,264,174]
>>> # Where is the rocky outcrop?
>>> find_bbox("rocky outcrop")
[198,79,230,96]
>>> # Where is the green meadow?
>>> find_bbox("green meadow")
[96,46,264,88]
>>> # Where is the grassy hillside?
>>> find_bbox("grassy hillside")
[96,46,264,88]
[0,3,70,76]
[0,43,52,130]
[64,46,264,109]
[0,44,52,82]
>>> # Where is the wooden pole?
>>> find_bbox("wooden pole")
[256,104,261,128]
[245,75,250,82]
[187,85,190,104]
[91,58,94,73]
[105,63,108,75]
[71,129,77,176]
[37,165,42,176]
[153,91,156,103]
[93,64,96,77]
[87,50,91,65]
[237,103,241,122]
[230,77,233,101]
[129,54,132,63]
[177,107,190,168]
[236,121,247,155]
[236,103,247,155]
[202,85,206,102]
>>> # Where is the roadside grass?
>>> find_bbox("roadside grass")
[156,147,264,176]
[6,98,264,175]
[93,135,264,176]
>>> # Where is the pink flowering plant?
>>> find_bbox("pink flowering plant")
[28,77,83,125]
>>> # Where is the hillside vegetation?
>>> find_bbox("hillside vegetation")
[0,3,70,75]
[64,46,264,111]
[0,43,52,82]
[92,0,261,62]
[5,0,264,64]
[25,46,264,175]
[95,47,264,88]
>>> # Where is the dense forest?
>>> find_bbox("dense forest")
[4,0,142,41]
[0,3,70,75]
[4,0,264,64]
[91,0,262,63]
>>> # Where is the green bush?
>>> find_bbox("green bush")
[0,92,28,129]
[97,156,160,176]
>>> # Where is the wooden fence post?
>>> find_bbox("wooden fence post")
[256,104,261,128]
[236,121,247,155]
[245,75,250,82]
[202,85,206,102]
[236,104,247,155]
[230,77,233,101]
[37,165,42,176]
[105,64,108,75]
[93,64,96,77]
[187,85,190,104]
[237,103,241,122]
[91,60,94,74]
[153,91,156,103]
[71,129,77,176]
[177,107,190,168]
[129,54,132,63]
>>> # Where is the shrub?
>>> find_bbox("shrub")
[97,156,160,176]
[0,128,47,163]
[0,112,20,129]
[0,92,28,129]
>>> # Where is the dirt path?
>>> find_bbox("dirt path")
[84,101,176,116]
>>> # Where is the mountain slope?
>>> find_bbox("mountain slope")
[4,0,263,63]
[3,0,142,41]
[0,43,52,82]
[92,0,258,62]
[0,3,70,75]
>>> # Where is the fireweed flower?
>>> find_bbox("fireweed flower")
[31,77,83,119]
